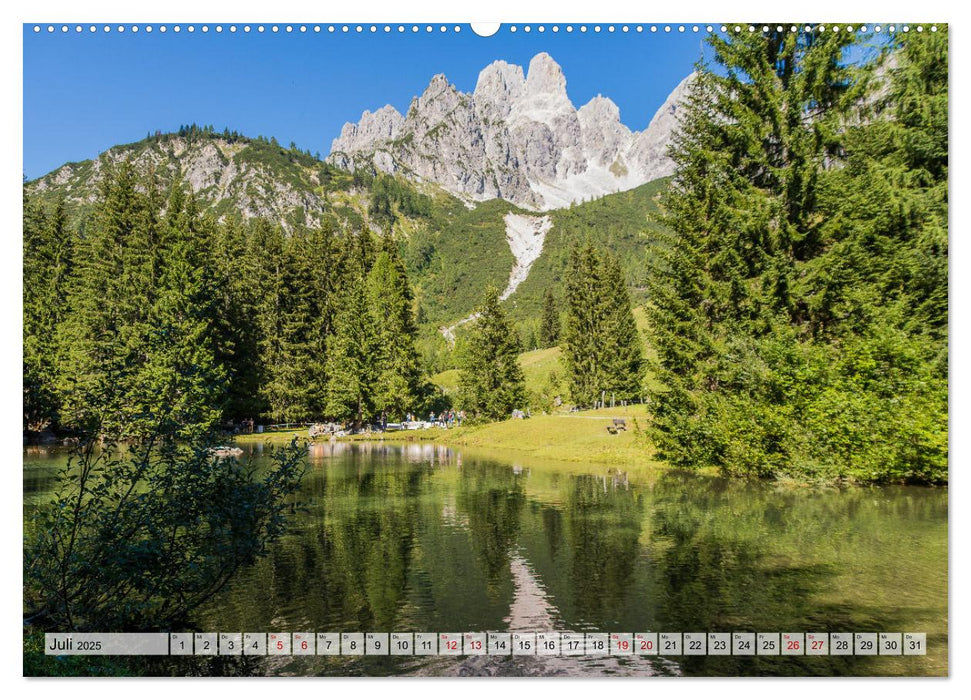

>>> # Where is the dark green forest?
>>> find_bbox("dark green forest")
[23,166,428,435]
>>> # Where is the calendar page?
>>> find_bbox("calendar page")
[22,20,948,679]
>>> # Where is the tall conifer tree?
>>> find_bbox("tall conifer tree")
[601,253,643,401]
[539,289,560,348]
[562,243,642,406]
[325,271,379,423]
[367,239,422,418]
[458,286,526,421]
[647,28,947,482]
[562,244,604,406]
[23,194,73,429]
[56,162,154,435]
[134,183,225,439]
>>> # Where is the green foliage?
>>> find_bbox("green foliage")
[325,270,380,422]
[368,173,432,226]
[25,152,437,431]
[510,179,669,324]
[25,186,309,628]
[539,288,560,348]
[562,243,643,407]
[458,287,527,421]
[23,194,74,431]
[367,242,424,417]
[53,168,225,440]
[400,198,518,326]
[647,28,948,483]
[208,217,264,419]
[26,127,668,362]
[253,222,333,422]
[24,436,305,632]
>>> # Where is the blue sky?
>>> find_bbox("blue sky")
[23,24,707,180]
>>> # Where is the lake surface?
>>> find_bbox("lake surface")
[23,441,948,677]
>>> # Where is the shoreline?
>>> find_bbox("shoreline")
[343,405,663,469]
[44,403,941,487]
[225,405,947,488]
[234,406,663,470]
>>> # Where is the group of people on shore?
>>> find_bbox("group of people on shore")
[405,410,465,428]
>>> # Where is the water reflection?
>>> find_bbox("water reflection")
[23,442,946,677]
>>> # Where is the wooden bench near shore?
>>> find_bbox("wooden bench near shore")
[606,418,627,435]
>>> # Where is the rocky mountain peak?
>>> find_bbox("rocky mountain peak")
[331,105,404,155]
[474,60,526,117]
[579,95,621,121]
[525,52,568,97]
[577,96,632,168]
[421,73,452,99]
[328,53,693,210]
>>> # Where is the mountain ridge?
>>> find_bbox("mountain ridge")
[27,130,348,230]
[328,52,693,210]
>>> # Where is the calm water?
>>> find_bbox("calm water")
[23,442,948,677]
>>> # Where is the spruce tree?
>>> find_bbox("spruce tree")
[601,253,643,401]
[367,240,422,419]
[539,288,560,347]
[647,28,947,482]
[133,183,225,439]
[561,243,642,407]
[265,229,328,422]
[210,216,263,420]
[325,271,379,423]
[458,286,526,421]
[56,162,155,436]
[23,194,73,429]
[562,244,605,407]
[249,219,289,422]
[647,29,860,470]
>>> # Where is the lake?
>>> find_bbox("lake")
[23,441,948,677]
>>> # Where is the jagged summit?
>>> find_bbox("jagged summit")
[524,52,568,97]
[474,60,526,109]
[329,53,693,210]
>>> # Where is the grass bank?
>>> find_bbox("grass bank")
[233,429,308,445]
[344,405,670,469]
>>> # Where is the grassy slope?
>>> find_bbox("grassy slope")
[410,179,667,372]
[431,306,653,392]
[430,346,563,398]
[518,346,564,396]
[389,320,658,468]
[403,197,521,326]
[405,178,668,331]
[506,178,669,323]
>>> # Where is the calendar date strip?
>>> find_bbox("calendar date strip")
[45,631,927,657]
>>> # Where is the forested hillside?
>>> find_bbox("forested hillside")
[26,129,668,363]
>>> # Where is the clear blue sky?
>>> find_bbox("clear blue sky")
[24,24,708,180]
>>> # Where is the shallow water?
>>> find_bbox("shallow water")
[23,441,948,676]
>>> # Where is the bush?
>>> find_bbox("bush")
[24,436,306,632]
